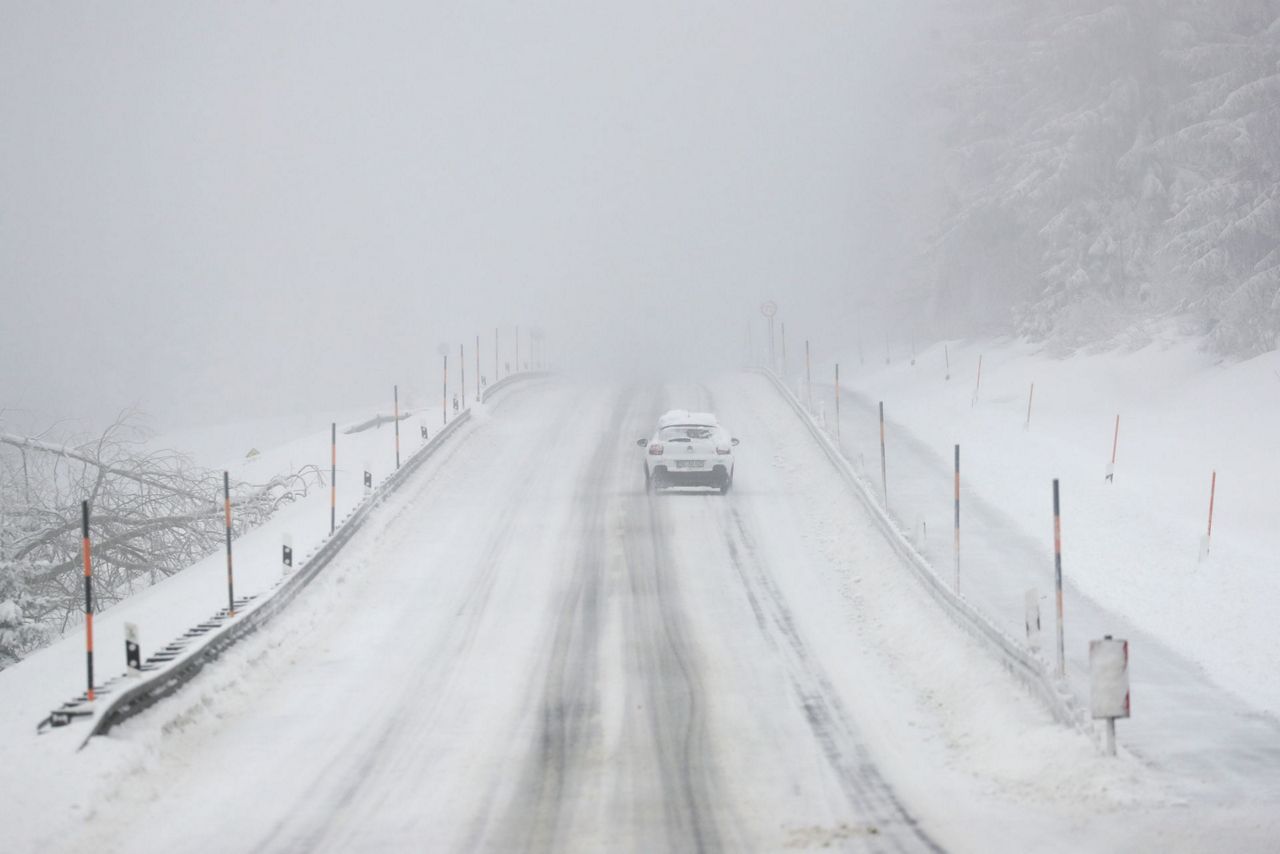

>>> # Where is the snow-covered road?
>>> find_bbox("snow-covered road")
[41,373,1275,854]
[65,378,936,852]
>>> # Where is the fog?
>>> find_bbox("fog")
[0,2,936,432]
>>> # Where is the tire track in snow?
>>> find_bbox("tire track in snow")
[718,504,941,852]
[498,388,639,852]
[243,383,589,854]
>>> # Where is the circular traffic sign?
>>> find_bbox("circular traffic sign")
[760,301,777,318]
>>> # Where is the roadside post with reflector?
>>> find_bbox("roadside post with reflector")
[81,501,94,701]
[223,471,235,617]
[1090,635,1130,756]
[124,623,141,676]
[363,465,373,496]
[282,534,293,575]
[1024,589,1041,651]
[1106,414,1119,482]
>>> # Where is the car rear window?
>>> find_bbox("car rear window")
[660,426,715,441]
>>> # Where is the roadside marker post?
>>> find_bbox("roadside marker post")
[515,325,520,374]
[476,335,481,403]
[954,444,960,592]
[1024,589,1041,651]
[393,384,401,470]
[1200,470,1217,560]
[330,423,337,534]
[879,401,888,510]
[804,340,812,412]
[780,322,787,379]
[1106,415,1119,482]
[282,534,293,575]
[834,363,841,448]
[1025,382,1035,431]
[495,327,500,381]
[945,344,950,380]
[460,344,466,411]
[1053,479,1065,679]
[81,500,94,701]
[124,623,141,676]
[972,354,983,405]
[224,471,235,617]
[363,464,373,496]
[1090,635,1130,757]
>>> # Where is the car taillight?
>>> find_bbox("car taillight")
[716,446,731,455]
[649,443,663,455]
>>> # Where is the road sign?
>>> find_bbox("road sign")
[760,301,777,318]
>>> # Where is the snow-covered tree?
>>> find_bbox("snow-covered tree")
[925,0,1280,355]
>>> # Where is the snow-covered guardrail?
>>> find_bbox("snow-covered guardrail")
[75,371,550,745]
[756,368,1088,733]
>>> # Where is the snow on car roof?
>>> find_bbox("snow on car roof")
[658,410,718,427]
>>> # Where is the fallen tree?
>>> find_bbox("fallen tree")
[0,411,322,667]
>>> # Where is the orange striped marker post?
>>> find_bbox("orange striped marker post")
[393,384,401,470]
[1106,415,1120,482]
[81,501,94,701]
[879,401,888,509]
[1053,479,1065,678]
[330,422,337,534]
[834,363,841,447]
[954,445,960,592]
[224,471,235,617]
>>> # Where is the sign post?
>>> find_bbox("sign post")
[1090,635,1130,756]
[393,384,401,469]
[760,301,777,372]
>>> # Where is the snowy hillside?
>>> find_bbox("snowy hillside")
[925,1,1280,355]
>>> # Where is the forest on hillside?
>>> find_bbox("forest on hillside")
[923,0,1280,356]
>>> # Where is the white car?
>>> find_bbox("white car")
[636,410,739,493]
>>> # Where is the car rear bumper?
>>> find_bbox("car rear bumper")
[651,464,730,487]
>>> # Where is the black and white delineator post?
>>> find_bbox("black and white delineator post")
[1024,589,1041,651]
[282,534,293,575]
[420,424,428,441]
[363,463,372,496]
[1090,635,1130,756]
[124,622,141,676]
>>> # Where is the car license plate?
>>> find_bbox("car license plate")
[676,460,702,469]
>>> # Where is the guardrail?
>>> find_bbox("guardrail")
[74,371,549,745]
[755,367,1088,734]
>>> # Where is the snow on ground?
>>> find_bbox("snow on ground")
[1,370,1276,852]
[787,333,1280,799]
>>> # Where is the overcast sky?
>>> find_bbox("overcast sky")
[0,1,936,433]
